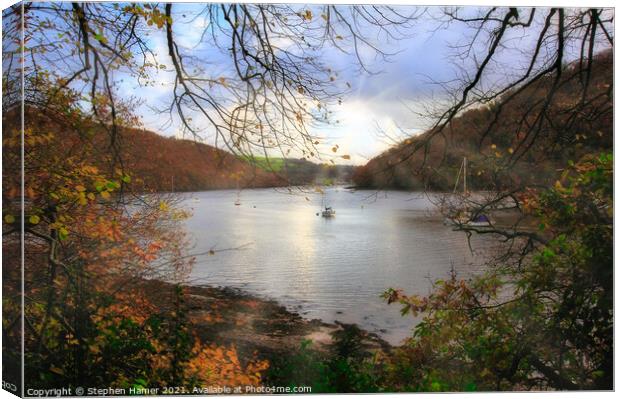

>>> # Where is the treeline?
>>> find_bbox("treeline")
[244,157,355,186]
[12,108,354,193]
[117,131,355,191]
[353,50,612,191]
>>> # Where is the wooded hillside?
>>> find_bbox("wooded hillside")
[353,50,612,191]
[7,108,355,193]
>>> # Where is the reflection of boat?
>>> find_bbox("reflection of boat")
[445,157,492,227]
[234,199,241,206]
[321,206,336,217]
[192,197,200,203]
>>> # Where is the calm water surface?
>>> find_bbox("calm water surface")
[182,187,495,344]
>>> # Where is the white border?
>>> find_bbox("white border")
[0,1,616,398]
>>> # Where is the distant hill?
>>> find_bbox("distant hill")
[120,131,355,191]
[353,50,612,191]
[8,107,353,192]
[120,128,287,191]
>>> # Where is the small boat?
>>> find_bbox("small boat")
[446,157,492,227]
[321,206,336,217]
[468,213,492,227]
[320,191,335,217]
[234,186,241,206]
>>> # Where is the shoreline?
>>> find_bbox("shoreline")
[140,279,391,362]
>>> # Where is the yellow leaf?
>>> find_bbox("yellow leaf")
[29,215,40,225]
[100,191,111,200]
[75,185,86,192]
[159,201,169,211]
[4,214,15,224]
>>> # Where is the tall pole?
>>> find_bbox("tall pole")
[463,157,467,194]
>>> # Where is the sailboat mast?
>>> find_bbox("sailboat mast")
[453,159,463,194]
[463,157,467,194]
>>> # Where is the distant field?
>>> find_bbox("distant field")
[241,156,286,172]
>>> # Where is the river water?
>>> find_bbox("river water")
[182,187,496,345]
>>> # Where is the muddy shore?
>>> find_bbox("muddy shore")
[140,280,391,363]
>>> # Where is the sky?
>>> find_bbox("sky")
[106,4,603,165]
[111,4,473,165]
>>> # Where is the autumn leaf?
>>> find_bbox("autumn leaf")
[4,214,15,224]
[342,154,351,160]
[29,215,40,225]
[58,227,69,241]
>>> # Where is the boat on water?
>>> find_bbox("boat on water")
[319,190,336,217]
[234,184,242,206]
[445,157,492,228]
[321,206,336,217]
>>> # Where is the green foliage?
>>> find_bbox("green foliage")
[267,325,382,393]
[381,153,613,391]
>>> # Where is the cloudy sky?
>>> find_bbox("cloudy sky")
[109,4,472,165]
[112,3,594,165]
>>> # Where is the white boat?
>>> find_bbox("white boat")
[321,206,336,217]
[320,191,335,217]
[234,185,241,206]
